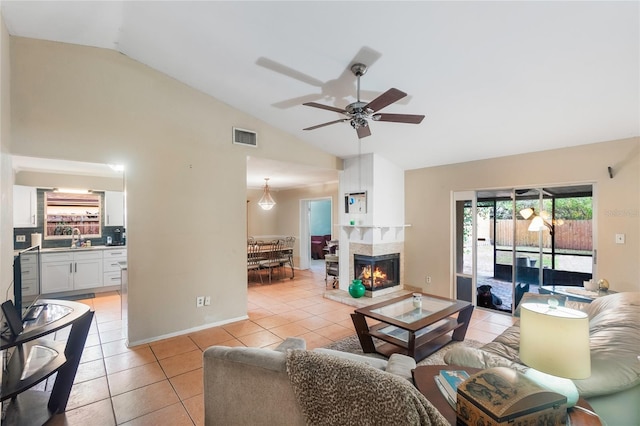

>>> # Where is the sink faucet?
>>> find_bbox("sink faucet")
[71,228,82,248]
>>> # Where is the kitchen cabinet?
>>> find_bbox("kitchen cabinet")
[13,185,37,228]
[103,248,127,286]
[41,251,103,293]
[104,191,125,226]
[18,250,39,298]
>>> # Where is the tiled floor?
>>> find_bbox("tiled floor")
[33,263,514,425]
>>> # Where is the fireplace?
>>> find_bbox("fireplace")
[354,253,400,291]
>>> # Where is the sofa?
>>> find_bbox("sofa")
[311,234,331,259]
[444,291,640,426]
[203,337,448,425]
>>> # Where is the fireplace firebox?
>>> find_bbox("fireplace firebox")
[354,253,400,291]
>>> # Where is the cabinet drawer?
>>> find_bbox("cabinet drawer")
[103,271,122,286]
[22,278,38,297]
[103,257,126,273]
[42,252,74,263]
[103,249,127,258]
[73,251,103,261]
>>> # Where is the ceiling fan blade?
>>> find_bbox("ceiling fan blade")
[303,119,347,131]
[303,102,347,114]
[374,113,425,124]
[356,125,372,139]
[256,57,324,87]
[365,88,407,112]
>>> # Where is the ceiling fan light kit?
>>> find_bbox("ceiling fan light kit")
[303,63,425,139]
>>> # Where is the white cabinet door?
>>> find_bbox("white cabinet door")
[74,257,103,289]
[104,191,125,226]
[41,261,74,293]
[13,185,37,228]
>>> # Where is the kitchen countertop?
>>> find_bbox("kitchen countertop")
[13,245,126,255]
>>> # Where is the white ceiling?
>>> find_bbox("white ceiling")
[3,1,639,187]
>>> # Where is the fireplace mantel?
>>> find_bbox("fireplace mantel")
[338,224,411,240]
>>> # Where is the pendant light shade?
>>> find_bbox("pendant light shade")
[258,178,276,210]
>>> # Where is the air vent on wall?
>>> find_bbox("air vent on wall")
[233,127,257,147]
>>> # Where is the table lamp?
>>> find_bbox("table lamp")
[519,302,591,407]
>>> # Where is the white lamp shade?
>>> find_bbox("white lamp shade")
[520,303,591,379]
[527,216,546,232]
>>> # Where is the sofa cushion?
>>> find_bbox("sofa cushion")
[574,293,640,397]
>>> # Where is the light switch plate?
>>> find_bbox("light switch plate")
[615,234,625,244]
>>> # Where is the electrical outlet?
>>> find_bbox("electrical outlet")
[204,296,211,306]
[425,276,432,284]
[16,235,26,243]
[196,296,204,307]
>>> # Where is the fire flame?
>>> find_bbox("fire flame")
[361,265,387,282]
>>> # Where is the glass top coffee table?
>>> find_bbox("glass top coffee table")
[350,293,473,361]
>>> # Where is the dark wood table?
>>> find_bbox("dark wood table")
[351,293,473,361]
[412,365,602,425]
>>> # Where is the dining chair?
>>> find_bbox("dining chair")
[279,236,295,279]
[247,239,264,284]
[260,239,283,284]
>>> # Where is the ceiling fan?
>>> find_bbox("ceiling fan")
[302,63,425,139]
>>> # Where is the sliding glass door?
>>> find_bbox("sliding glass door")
[454,185,594,314]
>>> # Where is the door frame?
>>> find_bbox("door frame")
[299,196,333,270]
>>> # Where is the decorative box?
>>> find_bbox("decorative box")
[456,367,567,426]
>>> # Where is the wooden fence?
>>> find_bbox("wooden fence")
[493,220,592,251]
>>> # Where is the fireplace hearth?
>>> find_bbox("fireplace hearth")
[354,253,400,291]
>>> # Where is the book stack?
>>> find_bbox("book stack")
[434,369,470,409]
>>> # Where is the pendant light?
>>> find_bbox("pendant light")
[258,178,276,210]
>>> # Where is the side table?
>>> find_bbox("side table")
[412,365,602,426]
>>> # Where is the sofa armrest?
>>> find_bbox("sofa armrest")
[385,353,417,381]
[313,348,389,370]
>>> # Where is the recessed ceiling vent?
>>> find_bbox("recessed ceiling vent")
[233,127,257,147]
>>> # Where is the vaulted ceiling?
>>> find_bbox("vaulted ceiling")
[3,1,638,185]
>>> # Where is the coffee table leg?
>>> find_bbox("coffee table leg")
[452,304,474,341]
[351,313,376,353]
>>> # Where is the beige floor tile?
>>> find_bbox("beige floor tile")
[102,339,144,358]
[236,329,283,348]
[104,346,157,375]
[120,402,193,426]
[182,393,205,426]
[112,380,180,424]
[252,314,291,329]
[150,335,199,360]
[108,361,167,396]
[269,322,310,339]
[293,315,334,330]
[159,349,203,378]
[188,327,234,350]
[74,358,106,384]
[99,327,127,344]
[97,319,124,332]
[314,323,355,341]
[80,344,104,363]
[169,368,203,401]
[47,398,116,426]
[83,333,102,348]
[66,376,111,411]
[222,319,267,337]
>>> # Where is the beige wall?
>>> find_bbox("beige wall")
[247,182,340,266]
[9,37,340,344]
[0,14,12,303]
[14,170,123,192]
[405,137,640,297]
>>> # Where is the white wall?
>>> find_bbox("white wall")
[9,37,340,344]
[0,13,13,304]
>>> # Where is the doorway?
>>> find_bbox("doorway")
[454,184,595,314]
[299,197,332,272]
